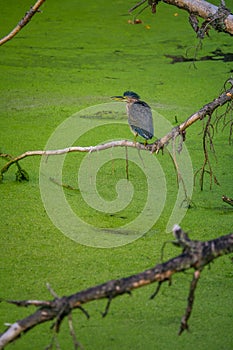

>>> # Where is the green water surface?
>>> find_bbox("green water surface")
[0,0,233,349]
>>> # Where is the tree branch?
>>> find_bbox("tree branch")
[0,225,233,348]
[162,0,233,35]
[222,195,233,207]
[0,0,46,46]
[132,0,233,36]
[179,269,200,335]
[0,80,232,183]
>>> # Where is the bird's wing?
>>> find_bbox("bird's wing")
[128,101,154,137]
[130,125,153,139]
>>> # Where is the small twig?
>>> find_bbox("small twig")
[129,0,147,13]
[215,80,233,144]
[77,306,90,320]
[45,335,61,350]
[0,0,46,46]
[150,277,172,299]
[49,177,79,191]
[131,4,150,21]
[125,146,129,180]
[0,153,29,182]
[194,114,220,190]
[102,296,113,318]
[137,147,146,168]
[179,270,201,335]
[150,281,162,299]
[160,240,171,262]
[164,137,193,209]
[170,135,190,203]
[46,283,60,299]
[68,314,83,350]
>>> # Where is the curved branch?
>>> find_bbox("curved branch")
[222,195,233,207]
[0,225,233,348]
[151,83,233,152]
[0,0,46,46]
[0,140,145,180]
[163,0,233,35]
[130,0,233,35]
[1,82,232,182]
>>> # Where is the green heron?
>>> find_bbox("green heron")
[111,91,154,144]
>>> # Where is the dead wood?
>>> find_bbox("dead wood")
[1,79,232,189]
[0,225,233,348]
[0,0,46,46]
[164,0,233,36]
[130,0,233,36]
[222,195,233,206]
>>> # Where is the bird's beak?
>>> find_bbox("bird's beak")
[111,95,126,101]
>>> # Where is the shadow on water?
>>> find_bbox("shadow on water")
[165,48,233,65]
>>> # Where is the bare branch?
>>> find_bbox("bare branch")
[163,0,233,35]
[1,81,232,183]
[0,141,145,181]
[0,153,29,182]
[215,95,233,144]
[129,0,233,35]
[179,269,201,335]
[194,114,219,190]
[68,314,84,350]
[0,0,46,46]
[151,81,233,152]
[0,225,233,348]
[222,195,233,207]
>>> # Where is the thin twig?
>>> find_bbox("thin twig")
[46,283,59,299]
[179,270,201,335]
[125,146,129,180]
[102,296,113,318]
[129,0,147,13]
[49,177,79,191]
[68,314,84,350]
[0,0,46,46]
[170,135,191,204]
[194,115,220,190]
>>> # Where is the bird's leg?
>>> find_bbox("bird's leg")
[133,133,138,144]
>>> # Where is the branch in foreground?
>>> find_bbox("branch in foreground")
[0,80,233,183]
[0,225,233,348]
[0,0,46,46]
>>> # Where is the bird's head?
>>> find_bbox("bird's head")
[111,91,140,102]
